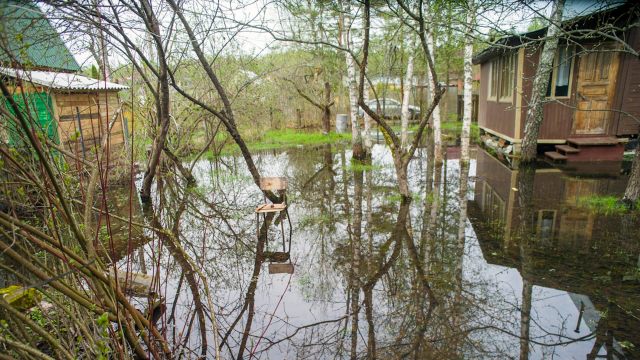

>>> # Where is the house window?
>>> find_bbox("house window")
[547,46,574,98]
[535,210,557,242]
[489,53,515,103]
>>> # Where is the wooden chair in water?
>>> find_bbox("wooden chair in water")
[255,177,294,274]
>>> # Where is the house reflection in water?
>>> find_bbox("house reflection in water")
[469,148,640,359]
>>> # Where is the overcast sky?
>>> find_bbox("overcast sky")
[47,0,626,70]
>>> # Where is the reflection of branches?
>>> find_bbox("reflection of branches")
[218,211,274,359]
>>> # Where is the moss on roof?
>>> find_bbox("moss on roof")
[0,0,80,72]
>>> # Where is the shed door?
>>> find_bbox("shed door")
[574,44,620,135]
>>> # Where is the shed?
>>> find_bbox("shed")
[472,3,640,162]
[1,68,129,155]
[0,0,128,160]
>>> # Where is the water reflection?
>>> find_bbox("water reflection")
[470,148,640,359]
[107,143,639,359]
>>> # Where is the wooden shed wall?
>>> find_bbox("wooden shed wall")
[479,28,640,143]
[54,91,125,155]
[478,61,517,139]
[613,27,640,136]
[519,46,577,141]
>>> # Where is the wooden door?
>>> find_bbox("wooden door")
[574,44,620,135]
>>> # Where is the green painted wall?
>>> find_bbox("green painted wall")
[5,92,59,147]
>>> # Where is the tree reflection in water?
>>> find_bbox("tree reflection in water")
[113,142,640,359]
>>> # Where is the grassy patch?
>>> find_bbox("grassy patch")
[578,195,629,215]
[344,159,385,172]
[223,129,350,155]
[441,121,481,142]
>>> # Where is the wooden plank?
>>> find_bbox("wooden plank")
[544,151,567,160]
[555,144,580,154]
[109,270,154,297]
[567,137,618,146]
[268,263,294,274]
[259,177,287,191]
[256,203,287,213]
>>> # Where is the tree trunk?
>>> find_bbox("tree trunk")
[624,144,640,204]
[363,80,373,150]
[425,20,443,164]
[322,81,332,134]
[401,36,416,148]
[140,0,171,203]
[342,2,364,159]
[461,0,475,165]
[520,0,566,163]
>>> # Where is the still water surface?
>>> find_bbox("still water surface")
[115,144,639,359]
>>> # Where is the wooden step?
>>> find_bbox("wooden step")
[544,151,567,161]
[555,144,580,154]
[567,137,618,146]
[256,203,287,213]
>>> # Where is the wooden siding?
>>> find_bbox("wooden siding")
[519,45,576,140]
[479,30,639,143]
[478,60,517,139]
[613,27,640,136]
[54,92,126,156]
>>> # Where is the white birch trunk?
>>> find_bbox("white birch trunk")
[363,80,373,149]
[461,0,475,164]
[401,36,416,148]
[425,28,443,164]
[521,0,565,162]
[343,4,363,152]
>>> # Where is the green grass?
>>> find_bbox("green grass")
[343,159,385,172]
[248,129,351,150]
[577,195,630,215]
[210,129,351,156]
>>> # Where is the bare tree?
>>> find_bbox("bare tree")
[400,35,416,148]
[624,146,640,204]
[340,0,365,159]
[520,0,566,163]
[461,0,475,165]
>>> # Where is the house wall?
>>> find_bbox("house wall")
[54,91,126,157]
[613,27,640,136]
[519,45,577,141]
[479,29,640,144]
[478,60,517,140]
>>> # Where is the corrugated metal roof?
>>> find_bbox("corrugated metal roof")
[0,67,129,91]
[0,0,80,72]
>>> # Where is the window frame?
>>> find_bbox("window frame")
[535,209,557,242]
[488,61,498,101]
[488,53,516,103]
[547,45,575,99]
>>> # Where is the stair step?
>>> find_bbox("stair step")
[567,137,618,146]
[555,144,580,154]
[544,151,567,161]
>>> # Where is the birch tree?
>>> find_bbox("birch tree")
[341,1,365,159]
[624,147,640,205]
[401,36,416,148]
[461,0,475,165]
[520,0,566,163]
[424,2,443,164]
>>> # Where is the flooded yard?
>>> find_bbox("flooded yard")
[108,144,640,359]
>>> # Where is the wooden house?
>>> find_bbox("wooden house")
[0,0,128,161]
[472,3,640,162]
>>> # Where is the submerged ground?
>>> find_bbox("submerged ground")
[104,142,639,359]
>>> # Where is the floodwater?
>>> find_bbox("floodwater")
[114,143,639,359]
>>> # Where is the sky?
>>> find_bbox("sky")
[40,0,629,70]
